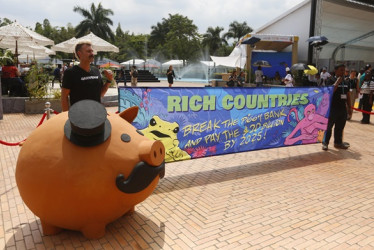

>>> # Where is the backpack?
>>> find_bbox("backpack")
[132,70,138,78]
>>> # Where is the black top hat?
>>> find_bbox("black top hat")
[64,100,111,147]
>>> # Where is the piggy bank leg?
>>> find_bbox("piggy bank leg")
[81,223,106,239]
[40,220,63,235]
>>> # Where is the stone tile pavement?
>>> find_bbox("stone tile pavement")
[1,107,374,249]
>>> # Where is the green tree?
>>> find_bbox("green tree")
[73,3,115,41]
[34,19,53,38]
[115,23,125,39]
[111,24,149,64]
[202,26,227,56]
[149,21,169,47]
[33,19,76,60]
[0,18,12,27]
[110,23,128,62]
[52,23,76,60]
[224,21,253,44]
[55,23,76,44]
[148,20,170,61]
[215,44,234,57]
[150,14,200,63]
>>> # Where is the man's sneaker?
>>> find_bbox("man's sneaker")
[334,143,349,149]
[322,143,328,151]
[343,142,350,147]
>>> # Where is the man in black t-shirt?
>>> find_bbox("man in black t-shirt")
[322,64,351,151]
[61,41,114,111]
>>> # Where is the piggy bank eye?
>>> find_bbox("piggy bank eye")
[173,127,179,133]
[121,133,131,142]
[136,130,144,136]
[150,118,157,126]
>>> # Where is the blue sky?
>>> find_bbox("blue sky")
[0,0,306,34]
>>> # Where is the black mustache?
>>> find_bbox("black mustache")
[116,161,165,194]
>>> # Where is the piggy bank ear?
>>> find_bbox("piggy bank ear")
[119,106,139,123]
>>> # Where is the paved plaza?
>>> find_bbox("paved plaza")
[1,85,374,249]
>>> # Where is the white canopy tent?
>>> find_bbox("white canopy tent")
[96,58,120,65]
[120,59,145,66]
[162,60,183,67]
[210,45,247,68]
[318,0,374,65]
[140,59,161,68]
[200,61,216,67]
[254,0,374,67]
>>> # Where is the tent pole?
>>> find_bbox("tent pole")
[15,40,19,66]
[246,45,253,83]
[308,0,317,65]
[292,36,299,66]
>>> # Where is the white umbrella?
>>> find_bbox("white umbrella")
[18,49,55,63]
[59,32,119,53]
[0,21,54,64]
[51,37,77,53]
[2,41,55,55]
[0,22,54,46]
[19,53,51,60]
[51,37,97,55]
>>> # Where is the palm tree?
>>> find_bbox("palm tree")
[202,26,227,56]
[73,3,114,41]
[149,20,170,47]
[224,21,253,43]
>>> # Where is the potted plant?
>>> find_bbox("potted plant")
[24,63,62,114]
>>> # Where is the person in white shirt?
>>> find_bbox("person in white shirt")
[283,67,294,87]
[320,67,331,86]
[254,66,263,87]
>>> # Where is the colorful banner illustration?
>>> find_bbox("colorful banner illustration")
[119,86,333,162]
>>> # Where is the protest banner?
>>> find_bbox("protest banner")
[119,86,333,162]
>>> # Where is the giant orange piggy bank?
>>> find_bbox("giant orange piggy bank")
[16,100,165,239]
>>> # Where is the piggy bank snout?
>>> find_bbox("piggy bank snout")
[139,140,165,166]
[116,139,166,194]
